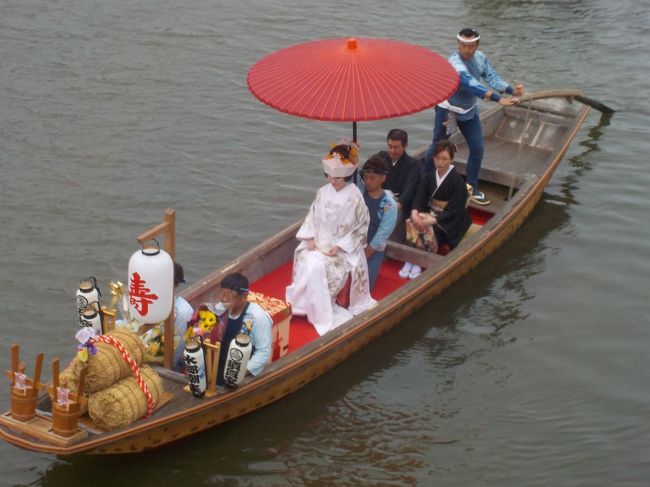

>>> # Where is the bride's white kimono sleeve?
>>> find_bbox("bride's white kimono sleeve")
[286,183,376,335]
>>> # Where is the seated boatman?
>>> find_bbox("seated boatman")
[361,155,398,291]
[216,272,272,386]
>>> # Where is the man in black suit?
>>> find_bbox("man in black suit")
[376,128,421,230]
[375,129,422,278]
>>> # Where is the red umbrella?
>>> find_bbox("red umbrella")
[247,37,459,141]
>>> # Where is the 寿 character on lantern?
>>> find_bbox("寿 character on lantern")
[127,241,173,324]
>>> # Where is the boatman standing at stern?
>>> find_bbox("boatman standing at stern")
[424,28,525,205]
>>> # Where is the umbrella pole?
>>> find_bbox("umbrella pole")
[352,122,357,144]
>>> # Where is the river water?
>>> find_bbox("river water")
[1,0,649,485]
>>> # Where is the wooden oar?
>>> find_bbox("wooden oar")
[574,95,615,114]
[518,89,615,114]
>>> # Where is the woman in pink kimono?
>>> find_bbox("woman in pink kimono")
[286,144,376,335]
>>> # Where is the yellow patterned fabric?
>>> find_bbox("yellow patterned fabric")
[247,291,291,323]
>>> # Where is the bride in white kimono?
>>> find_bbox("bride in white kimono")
[286,144,377,335]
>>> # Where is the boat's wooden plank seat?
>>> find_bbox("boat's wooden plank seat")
[385,241,443,268]
[451,155,537,191]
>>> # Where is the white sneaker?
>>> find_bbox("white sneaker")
[399,262,413,278]
[470,190,491,206]
[408,264,422,279]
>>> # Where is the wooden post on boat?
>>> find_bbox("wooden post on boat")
[103,280,128,334]
[101,308,116,334]
[203,338,221,397]
[48,359,87,437]
[137,209,176,369]
[5,344,45,422]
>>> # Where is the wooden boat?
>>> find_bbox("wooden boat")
[0,90,597,455]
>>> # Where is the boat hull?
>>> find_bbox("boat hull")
[0,92,591,455]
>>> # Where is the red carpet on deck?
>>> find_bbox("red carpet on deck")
[250,209,492,355]
[468,206,493,225]
[250,262,318,353]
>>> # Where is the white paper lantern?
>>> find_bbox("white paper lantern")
[76,277,100,312]
[224,334,252,387]
[79,304,103,335]
[127,242,173,323]
[184,338,206,397]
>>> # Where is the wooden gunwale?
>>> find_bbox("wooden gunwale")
[0,94,591,455]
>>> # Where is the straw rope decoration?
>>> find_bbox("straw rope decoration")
[92,334,155,417]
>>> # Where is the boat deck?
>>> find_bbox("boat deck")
[248,206,495,357]
[448,101,577,211]
[250,258,407,354]
[455,136,550,188]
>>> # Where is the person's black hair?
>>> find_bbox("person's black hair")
[362,155,388,175]
[220,272,249,294]
[458,28,480,39]
[386,129,408,147]
[173,262,185,287]
[433,139,456,159]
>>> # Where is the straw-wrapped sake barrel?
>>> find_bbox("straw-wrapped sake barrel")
[87,365,163,430]
[60,328,145,394]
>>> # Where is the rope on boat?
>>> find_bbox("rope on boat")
[92,334,156,417]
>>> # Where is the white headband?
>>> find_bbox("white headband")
[457,34,480,43]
